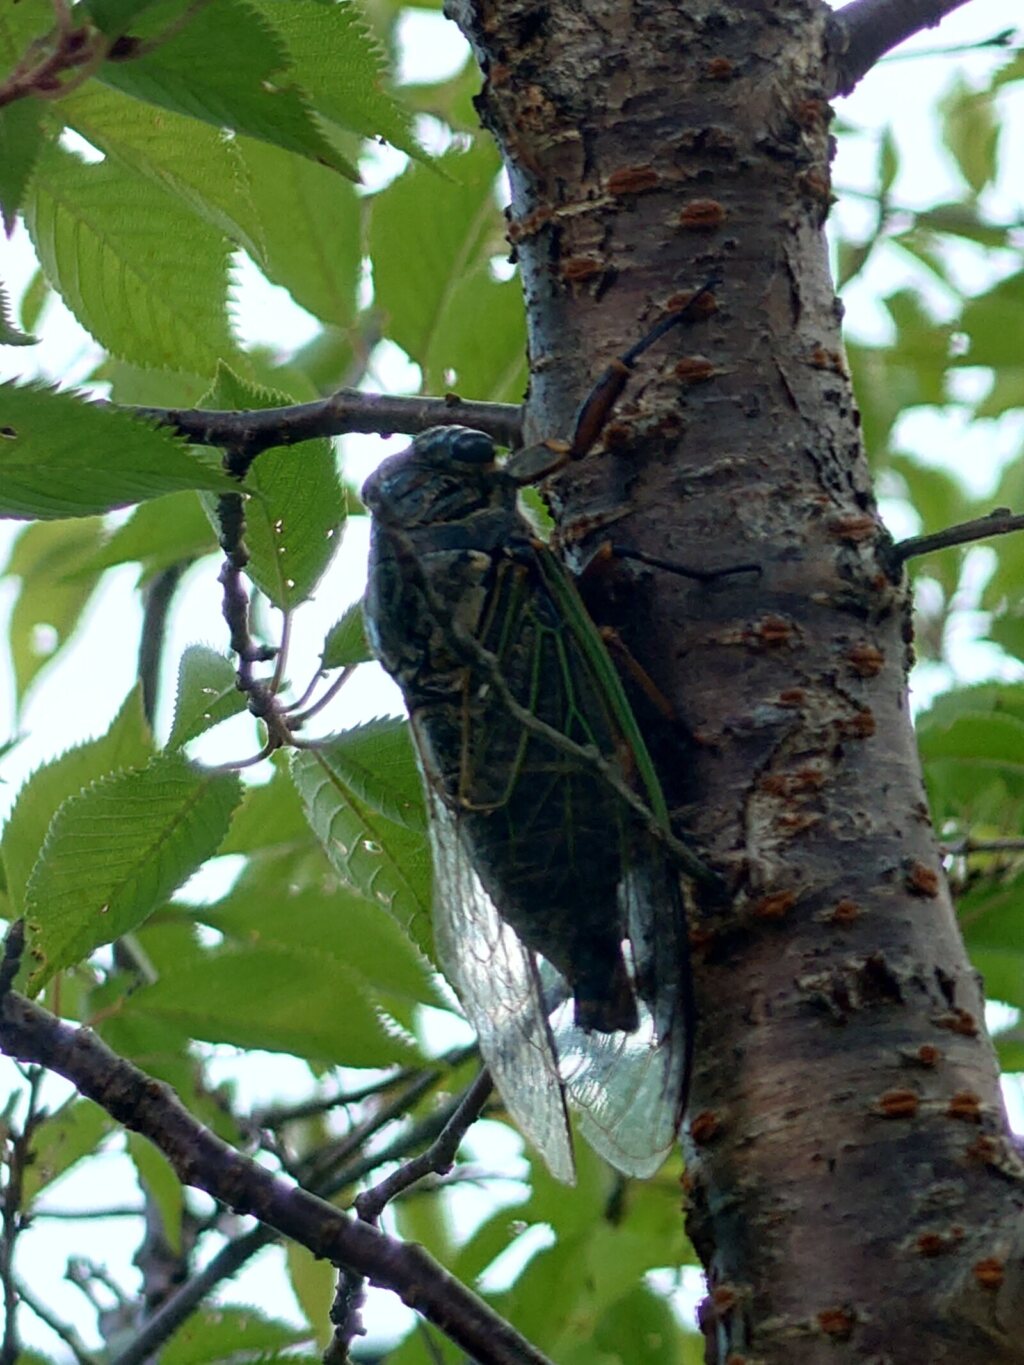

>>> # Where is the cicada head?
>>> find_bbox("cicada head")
[362,426,516,534]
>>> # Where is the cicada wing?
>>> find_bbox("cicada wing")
[546,848,693,1178]
[417,739,576,1184]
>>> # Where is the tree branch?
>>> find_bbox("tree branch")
[827,0,977,97]
[111,1075,485,1365]
[0,991,553,1365]
[123,389,523,460]
[893,507,1024,563]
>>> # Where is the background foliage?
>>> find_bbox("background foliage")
[0,1,1022,1359]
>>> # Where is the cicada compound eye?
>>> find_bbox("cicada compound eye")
[445,427,496,466]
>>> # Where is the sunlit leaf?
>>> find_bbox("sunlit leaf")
[251,0,419,157]
[24,753,241,991]
[167,645,246,747]
[234,135,361,327]
[291,720,432,950]
[24,145,237,374]
[127,1132,184,1254]
[99,0,358,179]
[2,518,107,706]
[1,685,151,916]
[129,941,415,1064]
[0,383,235,520]
[321,600,371,668]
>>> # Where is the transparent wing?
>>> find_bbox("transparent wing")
[417,733,575,1184]
[545,847,692,1178]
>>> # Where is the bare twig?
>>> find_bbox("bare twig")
[33,1204,145,1219]
[330,1067,494,1362]
[286,666,354,726]
[0,1064,44,1365]
[942,836,1024,857]
[0,990,553,1365]
[893,507,1024,564]
[15,1277,98,1365]
[880,27,1017,61]
[137,564,186,725]
[253,1048,475,1128]
[828,0,977,97]
[108,1067,499,1365]
[120,389,523,461]
[0,8,106,110]
[356,1068,494,1223]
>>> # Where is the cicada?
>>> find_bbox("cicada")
[362,426,701,1181]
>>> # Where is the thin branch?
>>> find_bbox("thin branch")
[893,507,1024,564]
[15,1278,98,1365]
[942,836,1024,857]
[33,1205,145,1219]
[110,1071,496,1365]
[121,389,523,460]
[355,1068,494,1223]
[0,12,105,110]
[137,563,186,725]
[0,990,553,1365]
[0,1063,44,1365]
[879,27,1017,60]
[827,0,977,98]
[330,1067,494,1362]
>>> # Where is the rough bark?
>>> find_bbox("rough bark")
[444,0,1024,1359]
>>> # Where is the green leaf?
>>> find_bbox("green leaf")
[24,753,242,992]
[99,0,358,180]
[970,946,1024,1013]
[155,1304,308,1365]
[3,518,107,706]
[917,711,1024,778]
[233,136,361,327]
[877,126,898,198]
[290,721,432,950]
[22,1098,113,1204]
[0,281,36,347]
[370,142,526,398]
[913,201,1015,250]
[1,685,151,917]
[24,145,236,374]
[251,0,419,158]
[939,77,999,195]
[219,759,314,854]
[321,600,371,668]
[958,270,1024,369]
[130,941,415,1064]
[86,0,171,31]
[74,491,218,581]
[202,875,436,1005]
[0,382,236,520]
[286,1241,335,1348]
[127,1131,183,1253]
[58,82,266,262]
[92,995,243,1144]
[201,364,345,609]
[585,1287,682,1365]
[167,645,246,747]
[0,98,47,233]
[19,268,49,335]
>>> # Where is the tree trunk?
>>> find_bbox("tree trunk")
[445,0,1024,1358]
